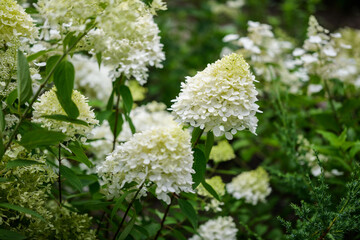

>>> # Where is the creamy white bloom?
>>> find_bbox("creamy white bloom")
[170,53,261,140]
[227,167,271,205]
[71,54,112,103]
[0,0,38,45]
[32,87,99,138]
[189,216,238,240]
[37,0,166,85]
[209,140,235,163]
[97,125,194,204]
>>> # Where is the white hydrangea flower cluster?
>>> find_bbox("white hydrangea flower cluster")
[296,16,355,83]
[197,176,225,212]
[32,87,99,138]
[170,53,261,140]
[222,21,293,82]
[210,140,236,163]
[119,101,177,141]
[297,136,343,177]
[96,125,194,204]
[227,167,271,205]
[0,0,38,46]
[189,216,238,240]
[71,54,112,103]
[37,0,166,85]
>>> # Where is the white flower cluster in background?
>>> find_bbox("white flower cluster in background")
[210,140,236,163]
[227,167,271,205]
[88,102,176,161]
[71,54,112,103]
[96,125,194,204]
[37,0,166,85]
[297,135,343,177]
[189,216,238,240]
[297,16,356,84]
[32,87,99,138]
[170,53,261,140]
[119,101,176,141]
[197,176,225,212]
[0,0,38,45]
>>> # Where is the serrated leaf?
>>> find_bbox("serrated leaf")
[60,165,82,192]
[0,203,45,222]
[19,129,66,150]
[17,50,32,105]
[204,131,214,160]
[41,114,88,126]
[53,60,79,118]
[0,229,26,240]
[201,180,220,201]
[178,199,197,230]
[119,85,133,114]
[192,148,206,189]
[67,141,92,168]
[118,212,137,240]
[124,113,136,134]
[6,159,44,169]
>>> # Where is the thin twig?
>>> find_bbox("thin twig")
[154,194,175,240]
[1,26,95,160]
[112,94,121,151]
[192,128,204,148]
[58,144,62,206]
[112,182,145,240]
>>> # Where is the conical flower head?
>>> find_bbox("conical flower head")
[0,0,38,44]
[170,53,260,140]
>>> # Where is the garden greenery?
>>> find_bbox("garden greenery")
[0,0,360,239]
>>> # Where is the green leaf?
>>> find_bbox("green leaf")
[0,203,45,222]
[171,229,187,240]
[201,180,220,201]
[191,127,202,145]
[204,131,214,160]
[41,114,88,126]
[19,129,67,150]
[124,113,136,134]
[0,102,5,132]
[178,199,197,230]
[63,32,76,52]
[53,60,79,118]
[17,50,33,105]
[0,137,4,160]
[96,52,102,69]
[317,130,344,148]
[119,85,133,114]
[0,229,26,240]
[118,213,137,240]
[133,225,149,237]
[67,141,92,168]
[6,159,43,169]
[5,89,18,113]
[111,189,137,220]
[27,49,54,62]
[106,88,115,111]
[192,148,206,189]
[60,165,83,192]
[108,112,124,138]
[46,55,61,83]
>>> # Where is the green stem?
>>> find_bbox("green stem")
[1,26,95,160]
[323,78,340,127]
[112,94,121,151]
[154,194,175,240]
[112,182,144,240]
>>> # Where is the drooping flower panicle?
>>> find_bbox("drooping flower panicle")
[170,53,261,140]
